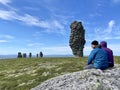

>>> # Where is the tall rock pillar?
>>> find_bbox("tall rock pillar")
[69,21,86,57]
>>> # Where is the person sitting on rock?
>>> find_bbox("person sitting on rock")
[100,41,114,67]
[84,40,109,70]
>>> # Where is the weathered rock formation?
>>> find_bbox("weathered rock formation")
[29,52,32,58]
[17,52,22,58]
[36,53,39,58]
[69,21,86,57]
[23,53,27,58]
[31,64,120,90]
[40,52,43,58]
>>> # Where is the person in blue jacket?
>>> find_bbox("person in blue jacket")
[84,40,109,70]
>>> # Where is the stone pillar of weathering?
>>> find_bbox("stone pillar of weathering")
[69,21,86,57]
[17,52,22,58]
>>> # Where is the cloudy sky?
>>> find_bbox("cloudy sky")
[0,0,120,56]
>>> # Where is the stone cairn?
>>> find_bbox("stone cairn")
[69,21,86,57]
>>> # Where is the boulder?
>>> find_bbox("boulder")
[31,64,120,90]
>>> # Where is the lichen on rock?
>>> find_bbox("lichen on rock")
[69,21,86,57]
[31,64,120,90]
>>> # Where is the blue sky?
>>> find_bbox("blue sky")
[0,0,120,56]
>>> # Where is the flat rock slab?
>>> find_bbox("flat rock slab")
[31,65,120,90]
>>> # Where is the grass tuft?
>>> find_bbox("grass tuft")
[0,56,119,90]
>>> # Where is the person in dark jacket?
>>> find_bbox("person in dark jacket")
[84,40,109,70]
[100,41,114,67]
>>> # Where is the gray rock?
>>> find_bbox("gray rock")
[31,64,120,90]
[23,53,27,58]
[17,52,22,58]
[69,21,86,57]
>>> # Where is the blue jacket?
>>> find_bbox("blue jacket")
[88,47,108,70]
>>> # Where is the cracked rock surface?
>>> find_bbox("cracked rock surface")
[69,21,86,57]
[31,64,120,90]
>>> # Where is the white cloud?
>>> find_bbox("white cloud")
[89,13,102,17]
[44,20,65,35]
[4,35,14,39]
[33,32,42,36]
[85,44,120,56]
[18,14,42,27]
[41,46,72,55]
[28,43,44,47]
[6,46,71,55]
[93,20,116,40]
[20,15,65,34]
[53,20,64,30]
[112,0,120,3]
[0,10,65,35]
[0,0,66,35]
[23,7,40,11]
[39,45,91,55]
[0,34,14,39]
[104,36,120,40]
[86,20,120,41]
[109,20,115,28]
[102,20,115,34]
[108,44,120,55]
[0,40,8,43]
[107,20,115,33]
[0,35,14,43]
[0,10,17,20]
[19,15,65,34]
[0,0,11,5]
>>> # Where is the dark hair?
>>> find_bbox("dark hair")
[91,40,98,45]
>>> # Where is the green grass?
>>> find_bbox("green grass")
[114,56,120,64]
[0,56,119,90]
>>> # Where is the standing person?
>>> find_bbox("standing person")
[84,40,109,70]
[100,41,114,67]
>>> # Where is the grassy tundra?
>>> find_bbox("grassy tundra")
[0,57,120,90]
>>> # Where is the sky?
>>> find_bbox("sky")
[0,0,120,56]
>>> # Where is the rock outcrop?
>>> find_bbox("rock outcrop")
[31,64,120,90]
[17,52,22,58]
[69,21,86,57]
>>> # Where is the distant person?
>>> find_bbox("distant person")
[40,52,43,58]
[100,41,114,67]
[84,40,109,70]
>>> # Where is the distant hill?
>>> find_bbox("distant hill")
[0,54,74,59]
[0,55,17,59]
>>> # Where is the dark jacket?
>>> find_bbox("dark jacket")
[88,47,109,70]
[100,41,114,67]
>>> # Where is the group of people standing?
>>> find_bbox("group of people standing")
[84,40,114,70]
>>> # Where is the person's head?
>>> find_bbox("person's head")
[100,41,107,48]
[91,40,99,49]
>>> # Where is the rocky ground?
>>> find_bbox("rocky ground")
[31,64,120,90]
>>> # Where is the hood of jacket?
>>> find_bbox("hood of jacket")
[100,41,107,48]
